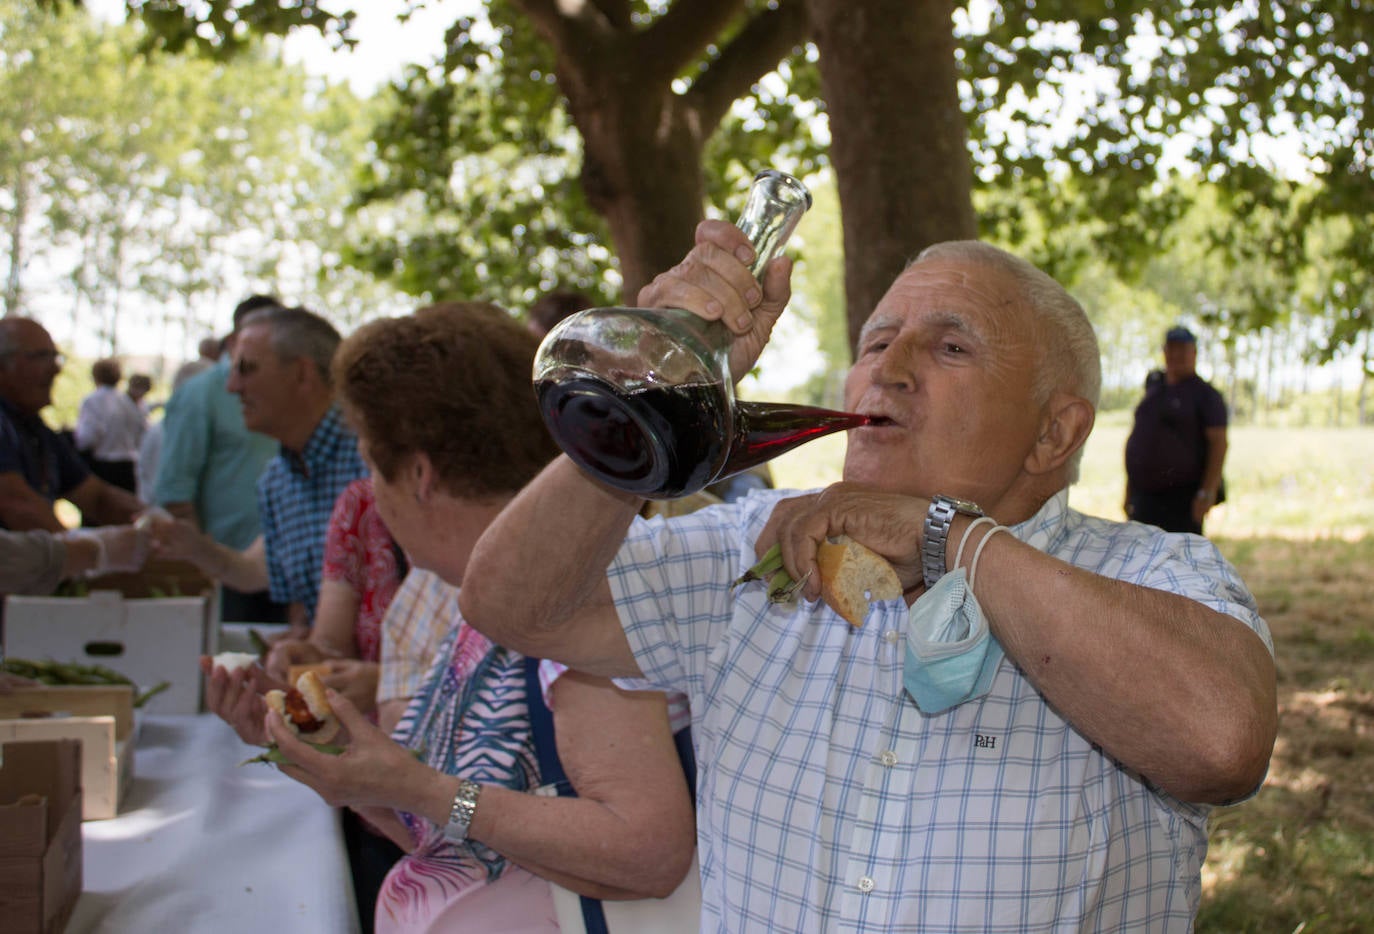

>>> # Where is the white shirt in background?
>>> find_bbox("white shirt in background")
[74,385,146,462]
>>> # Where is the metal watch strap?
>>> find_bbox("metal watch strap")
[922,495,984,590]
[444,779,482,842]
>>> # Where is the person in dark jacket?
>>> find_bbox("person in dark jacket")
[1124,325,1229,534]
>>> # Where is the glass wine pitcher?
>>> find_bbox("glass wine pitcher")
[533,169,871,500]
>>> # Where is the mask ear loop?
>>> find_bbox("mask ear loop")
[954,516,997,577]
[968,523,1011,591]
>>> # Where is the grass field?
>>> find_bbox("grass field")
[769,419,1374,931]
[770,413,1374,540]
[1201,535,1374,932]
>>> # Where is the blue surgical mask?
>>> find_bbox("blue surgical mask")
[903,567,1005,714]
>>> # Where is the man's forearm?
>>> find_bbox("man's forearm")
[87,483,143,526]
[163,501,200,527]
[189,537,269,593]
[1,501,65,533]
[977,534,1276,803]
[459,456,643,669]
[1199,431,1227,498]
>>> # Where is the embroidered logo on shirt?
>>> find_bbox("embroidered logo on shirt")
[974,733,999,750]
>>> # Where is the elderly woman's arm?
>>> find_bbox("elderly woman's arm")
[267,671,696,900]
[468,669,695,899]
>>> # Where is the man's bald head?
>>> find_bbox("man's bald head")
[0,318,64,415]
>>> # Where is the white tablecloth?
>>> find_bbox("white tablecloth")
[68,714,361,933]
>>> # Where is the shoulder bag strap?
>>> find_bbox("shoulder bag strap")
[523,655,610,934]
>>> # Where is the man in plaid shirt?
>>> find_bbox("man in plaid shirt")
[461,224,1277,932]
[150,304,365,632]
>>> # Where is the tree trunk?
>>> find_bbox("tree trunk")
[1359,329,1371,426]
[806,0,977,357]
[514,0,978,339]
[4,165,29,317]
[570,76,709,302]
[519,0,811,303]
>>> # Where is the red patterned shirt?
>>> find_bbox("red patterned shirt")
[321,477,401,662]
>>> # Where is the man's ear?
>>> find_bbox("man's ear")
[1025,392,1095,476]
[411,452,437,501]
[290,355,317,389]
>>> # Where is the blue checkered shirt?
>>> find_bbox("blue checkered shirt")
[257,405,367,623]
[610,488,1271,932]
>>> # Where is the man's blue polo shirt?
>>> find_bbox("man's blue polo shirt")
[153,357,278,550]
[257,405,367,623]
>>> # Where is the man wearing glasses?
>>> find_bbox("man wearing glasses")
[146,303,367,633]
[153,295,286,622]
[0,318,144,532]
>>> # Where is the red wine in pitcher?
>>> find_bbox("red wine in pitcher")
[536,376,870,499]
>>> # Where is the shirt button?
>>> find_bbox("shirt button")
[883,630,900,644]
[878,749,899,768]
[857,876,876,894]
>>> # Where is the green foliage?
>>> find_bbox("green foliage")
[972,173,1372,412]
[785,173,848,402]
[340,0,828,311]
[119,0,353,60]
[28,0,1374,358]
[4,1,405,350]
[962,0,1374,357]
[344,38,619,311]
[1200,817,1374,932]
[701,47,829,216]
[350,0,1363,360]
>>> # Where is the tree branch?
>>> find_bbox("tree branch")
[586,0,633,30]
[513,0,614,55]
[636,0,752,87]
[686,0,810,129]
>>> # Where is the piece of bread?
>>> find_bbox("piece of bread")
[211,651,259,674]
[264,670,340,743]
[287,662,332,686]
[815,535,903,628]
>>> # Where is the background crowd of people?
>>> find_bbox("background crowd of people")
[0,225,1271,932]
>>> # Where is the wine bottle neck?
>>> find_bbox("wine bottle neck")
[735,171,812,279]
[714,400,870,483]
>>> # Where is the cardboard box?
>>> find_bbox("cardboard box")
[3,559,220,715]
[0,685,136,820]
[0,740,83,934]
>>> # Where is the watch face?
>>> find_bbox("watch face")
[935,494,983,516]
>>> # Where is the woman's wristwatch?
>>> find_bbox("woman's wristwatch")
[443,779,482,842]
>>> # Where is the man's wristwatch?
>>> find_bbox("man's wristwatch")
[443,779,482,842]
[922,495,985,590]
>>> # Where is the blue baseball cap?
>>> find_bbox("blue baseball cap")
[1165,326,1196,344]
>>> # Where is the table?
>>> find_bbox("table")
[67,714,361,934]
